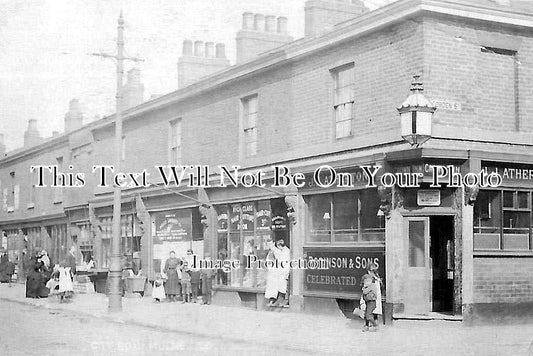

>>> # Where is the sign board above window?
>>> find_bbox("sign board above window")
[417,190,441,206]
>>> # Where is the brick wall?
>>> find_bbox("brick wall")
[0,143,69,222]
[473,257,533,303]
[423,15,533,133]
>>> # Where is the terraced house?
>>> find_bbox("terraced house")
[1,0,533,325]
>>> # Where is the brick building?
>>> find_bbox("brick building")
[1,0,533,325]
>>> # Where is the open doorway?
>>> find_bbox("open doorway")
[429,216,454,313]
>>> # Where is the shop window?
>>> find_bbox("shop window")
[48,224,67,265]
[332,63,355,139]
[474,190,532,251]
[77,224,94,264]
[306,189,384,244]
[151,208,203,277]
[215,198,287,289]
[473,190,501,250]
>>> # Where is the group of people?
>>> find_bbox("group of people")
[153,249,214,304]
[24,246,77,303]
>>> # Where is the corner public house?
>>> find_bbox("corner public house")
[1,0,533,325]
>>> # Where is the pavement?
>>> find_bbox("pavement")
[1,283,533,355]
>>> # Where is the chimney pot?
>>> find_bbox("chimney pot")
[182,40,193,55]
[194,41,204,56]
[243,12,254,30]
[215,43,226,58]
[304,0,367,37]
[24,119,42,147]
[265,15,276,32]
[205,42,215,57]
[277,17,288,34]
[28,119,38,132]
[254,13,265,31]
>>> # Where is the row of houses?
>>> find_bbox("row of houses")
[1,0,533,324]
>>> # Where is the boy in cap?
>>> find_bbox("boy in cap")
[360,274,378,332]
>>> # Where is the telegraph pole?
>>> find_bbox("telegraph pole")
[90,11,142,312]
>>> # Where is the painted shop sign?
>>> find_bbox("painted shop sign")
[417,190,441,206]
[303,166,374,190]
[482,164,533,183]
[303,248,385,295]
[153,210,191,242]
[256,208,271,231]
[393,162,461,180]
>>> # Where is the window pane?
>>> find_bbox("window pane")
[332,191,357,242]
[474,190,501,234]
[474,190,502,250]
[229,232,241,287]
[308,194,331,242]
[518,191,529,209]
[216,232,228,286]
[408,220,426,267]
[503,191,514,208]
[360,189,385,242]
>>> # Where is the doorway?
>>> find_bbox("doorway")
[404,215,455,315]
[429,216,454,313]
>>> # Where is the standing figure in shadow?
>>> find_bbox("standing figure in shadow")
[25,252,49,298]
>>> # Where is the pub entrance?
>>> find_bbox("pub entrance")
[404,215,455,315]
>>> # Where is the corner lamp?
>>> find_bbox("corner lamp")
[397,75,437,147]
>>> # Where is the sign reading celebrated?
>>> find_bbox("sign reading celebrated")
[304,248,385,296]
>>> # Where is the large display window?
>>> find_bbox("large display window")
[306,189,384,244]
[474,190,532,250]
[215,198,288,289]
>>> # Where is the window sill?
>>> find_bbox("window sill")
[213,285,266,293]
[473,250,533,257]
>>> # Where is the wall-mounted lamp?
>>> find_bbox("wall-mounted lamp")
[397,75,437,147]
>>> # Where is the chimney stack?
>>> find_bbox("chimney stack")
[177,39,231,89]
[0,133,5,157]
[304,0,368,37]
[64,98,84,132]
[122,68,145,110]
[236,12,293,64]
[24,119,42,147]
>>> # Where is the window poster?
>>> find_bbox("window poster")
[153,209,191,242]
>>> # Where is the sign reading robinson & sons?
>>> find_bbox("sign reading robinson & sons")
[304,247,385,296]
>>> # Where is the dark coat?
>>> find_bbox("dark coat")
[25,259,49,298]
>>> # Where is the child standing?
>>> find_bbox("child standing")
[58,262,74,303]
[368,262,383,328]
[200,267,215,305]
[152,273,166,302]
[360,274,378,332]
[181,267,191,303]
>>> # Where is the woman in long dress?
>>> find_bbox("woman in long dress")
[265,239,291,306]
[163,251,182,302]
[25,256,48,298]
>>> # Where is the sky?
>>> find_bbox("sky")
[0,0,393,152]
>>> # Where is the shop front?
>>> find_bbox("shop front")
[212,197,289,308]
[385,158,465,318]
[298,178,386,315]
